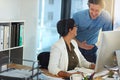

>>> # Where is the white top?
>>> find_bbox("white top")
[48,37,91,75]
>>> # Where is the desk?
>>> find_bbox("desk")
[40,68,104,80]
[8,64,63,79]
[40,68,59,77]
[8,63,32,70]
[8,64,57,77]
[8,64,112,80]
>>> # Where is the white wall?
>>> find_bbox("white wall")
[0,0,21,20]
[20,0,39,61]
[0,0,39,62]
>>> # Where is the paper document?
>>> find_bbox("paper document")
[39,73,64,80]
[1,65,7,71]
[68,67,94,76]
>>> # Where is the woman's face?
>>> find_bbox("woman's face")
[70,25,77,38]
[89,3,102,19]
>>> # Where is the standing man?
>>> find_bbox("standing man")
[73,0,113,63]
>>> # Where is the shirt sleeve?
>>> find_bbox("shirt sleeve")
[72,13,79,26]
[102,11,113,31]
[48,45,62,75]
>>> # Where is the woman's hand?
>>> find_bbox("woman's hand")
[89,63,95,69]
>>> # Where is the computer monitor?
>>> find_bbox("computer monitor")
[95,31,120,72]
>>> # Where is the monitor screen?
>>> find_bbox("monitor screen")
[95,31,120,72]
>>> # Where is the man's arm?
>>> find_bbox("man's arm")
[74,38,94,50]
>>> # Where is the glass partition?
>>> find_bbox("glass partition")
[37,0,61,53]
[114,0,120,30]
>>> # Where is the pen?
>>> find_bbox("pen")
[77,71,84,78]
[89,72,95,80]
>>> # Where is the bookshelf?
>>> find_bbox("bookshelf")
[0,21,24,64]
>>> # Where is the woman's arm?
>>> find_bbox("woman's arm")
[58,71,82,78]
[48,45,62,75]
[58,71,71,78]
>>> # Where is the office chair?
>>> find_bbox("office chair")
[37,52,50,69]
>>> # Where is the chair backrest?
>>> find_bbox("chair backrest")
[37,52,50,69]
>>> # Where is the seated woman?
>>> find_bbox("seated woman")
[48,19,95,78]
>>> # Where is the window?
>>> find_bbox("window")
[114,0,120,30]
[71,0,88,17]
[49,0,54,5]
[37,0,61,53]
[37,0,120,54]
[48,12,53,21]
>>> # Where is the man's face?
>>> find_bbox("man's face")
[89,3,102,19]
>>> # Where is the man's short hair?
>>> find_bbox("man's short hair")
[88,0,105,8]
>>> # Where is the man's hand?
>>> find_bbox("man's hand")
[76,40,94,50]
